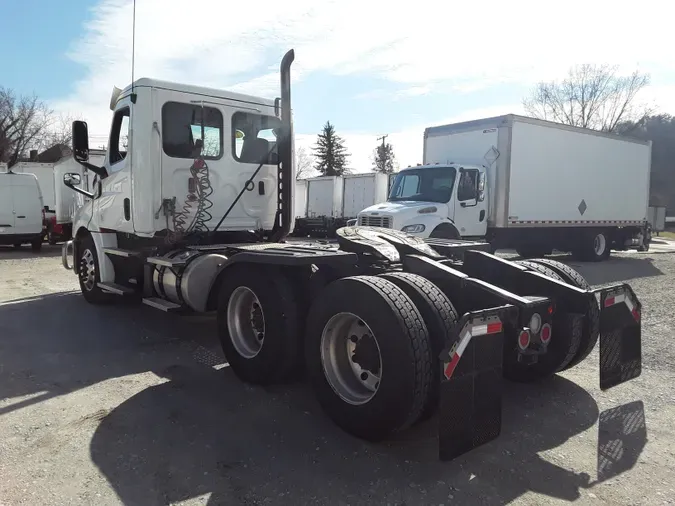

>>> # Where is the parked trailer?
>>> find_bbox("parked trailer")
[360,115,652,261]
[295,173,389,237]
[61,49,643,460]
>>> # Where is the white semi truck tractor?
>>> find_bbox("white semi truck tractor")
[61,50,643,460]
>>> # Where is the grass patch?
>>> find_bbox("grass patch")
[656,230,675,240]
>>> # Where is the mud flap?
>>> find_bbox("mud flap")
[596,284,642,391]
[438,305,517,461]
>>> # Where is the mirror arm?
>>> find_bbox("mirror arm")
[65,181,94,199]
[80,161,108,178]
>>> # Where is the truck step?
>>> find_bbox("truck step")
[146,256,187,268]
[103,247,140,258]
[97,282,135,295]
[142,297,182,312]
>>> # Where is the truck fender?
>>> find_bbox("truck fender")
[430,222,461,240]
[72,228,117,283]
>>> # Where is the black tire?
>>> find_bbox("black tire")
[305,276,433,440]
[527,258,599,370]
[504,260,582,382]
[217,264,301,385]
[578,231,611,262]
[31,238,42,252]
[429,223,461,239]
[77,234,115,304]
[378,272,457,422]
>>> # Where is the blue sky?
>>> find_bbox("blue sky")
[3,0,672,170]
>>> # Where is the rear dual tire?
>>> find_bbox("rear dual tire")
[305,276,433,441]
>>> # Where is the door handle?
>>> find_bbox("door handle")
[17,215,26,219]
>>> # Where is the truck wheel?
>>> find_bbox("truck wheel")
[217,265,301,385]
[504,260,582,382]
[527,258,599,371]
[578,231,611,262]
[378,272,457,422]
[305,276,432,440]
[77,234,114,304]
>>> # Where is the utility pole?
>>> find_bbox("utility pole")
[377,134,388,148]
[376,134,389,172]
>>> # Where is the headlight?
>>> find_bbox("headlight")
[417,206,437,214]
[402,224,425,233]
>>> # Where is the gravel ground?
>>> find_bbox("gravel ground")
[1,243,674,506]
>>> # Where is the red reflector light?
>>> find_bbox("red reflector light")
[548,305,554,315]
[518,330,530,350]
[631,308,640,322]
[540,324,552,344]
[604,296,615,307]
[487,322,503,334]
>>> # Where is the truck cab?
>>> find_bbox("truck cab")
[358,163,488,239]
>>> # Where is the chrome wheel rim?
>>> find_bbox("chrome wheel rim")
[320,312,382,405]
[79,249,96,291]
[226,286,265,359]
[594,234,607,256]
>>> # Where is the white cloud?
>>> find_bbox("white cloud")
[54,0,673,162]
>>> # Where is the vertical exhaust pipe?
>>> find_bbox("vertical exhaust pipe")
[270,49,295,242]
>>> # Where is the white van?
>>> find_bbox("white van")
[0,171,45,251]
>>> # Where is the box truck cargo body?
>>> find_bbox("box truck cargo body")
[358,114,652,261]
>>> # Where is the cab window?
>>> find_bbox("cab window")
[162,102,223,159]
[232,112,281,165]
[457,169,479,201]
[108,108,130,167]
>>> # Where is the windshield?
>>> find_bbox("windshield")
[388,166,457,203]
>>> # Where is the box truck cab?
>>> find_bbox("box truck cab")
[0,171,45,251]
[358,163,487,240]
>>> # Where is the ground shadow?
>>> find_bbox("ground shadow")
[0,292,218,416]
[89,360,610,506]
[544,254,663,286]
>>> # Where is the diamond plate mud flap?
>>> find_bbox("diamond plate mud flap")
[438,305,518,461]
[595,284,642,391]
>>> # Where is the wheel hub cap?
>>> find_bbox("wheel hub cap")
[227,286,266,359]
[79,249,96,291]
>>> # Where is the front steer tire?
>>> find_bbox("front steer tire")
[305,276,433,441]
[77,234,114,305]
[217,265,301,385]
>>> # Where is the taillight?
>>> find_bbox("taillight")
[518,330,531,350]
[540,324,552,344]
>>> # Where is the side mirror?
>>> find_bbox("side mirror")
[64,173,82,186]
[63,172,93,198]
[72,121,90,163]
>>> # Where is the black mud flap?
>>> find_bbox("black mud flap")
[595,284,642,391]
[438,305,518,461]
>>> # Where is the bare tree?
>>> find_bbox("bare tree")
[0,88,51,165]
[295,146,316,179]
[0,87,77,165]
[523,65,653,133]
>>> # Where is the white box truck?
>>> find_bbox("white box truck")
[11,150,105,244]
[359,114,652,261]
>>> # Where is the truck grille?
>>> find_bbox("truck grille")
[359,215,392,228]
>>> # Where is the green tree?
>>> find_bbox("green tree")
[373,141,397,173]
[313,121,350,176]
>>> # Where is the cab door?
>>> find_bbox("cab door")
[95,99,134,233]
[453,168,488,238]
